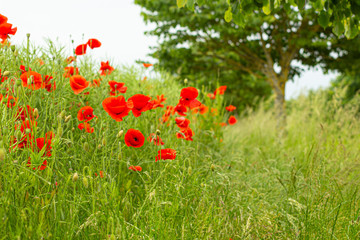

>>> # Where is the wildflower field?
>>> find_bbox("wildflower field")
[1,12,360,240]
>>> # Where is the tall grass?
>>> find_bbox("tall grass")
[224,88,360,239]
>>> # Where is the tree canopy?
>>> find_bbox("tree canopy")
[176,0,360,39]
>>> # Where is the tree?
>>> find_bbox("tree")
[135,0,355,128]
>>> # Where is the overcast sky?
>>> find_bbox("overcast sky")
[2,0,337,99]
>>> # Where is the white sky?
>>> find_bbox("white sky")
[2,0,337,99]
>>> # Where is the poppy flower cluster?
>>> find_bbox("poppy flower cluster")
[75,38,101,56]
[108,81,127,96]
[0,14,17,43]
[207,85,227,99]
[77,106,97,133]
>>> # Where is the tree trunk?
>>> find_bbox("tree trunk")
[274,82,286,134]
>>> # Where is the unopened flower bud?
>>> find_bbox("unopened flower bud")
[188,166,192,175]
[117,130,124,138]
[102,138,106,146]
[83,177,89,188]
[33,108,39,118]
[25,128,31,134]
[13,50,18,57]
[57,125,63,138]
[15,79,22,86]
[156,129,161,136]
[184,78,188,84]
[0,148,5,161]
[26,33,30,39]
[72,127,75,131]
[98,144,102,149]
[72,172,79,182]
[210,164,215,171]
[83,142,89,152]
[64,115,71,123]
[118,153,122,160]
[59,110,66,118]
[2,71,10,77]
[15,130,22,140]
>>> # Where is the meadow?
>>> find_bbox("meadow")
[1,14,360,240]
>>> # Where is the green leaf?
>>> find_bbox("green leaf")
[262,1,271,15]
[345,19,359,39]
[224,7,233,22]
[187,0,195,10]
[333,18,345,36]
[233,12,245,27]
[318,10,330,28]
[177,0,187,8]
[296,0,305,9]
[196,0,205,6]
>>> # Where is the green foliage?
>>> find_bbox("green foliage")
[180,0,360,39]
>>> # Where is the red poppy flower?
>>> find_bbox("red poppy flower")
[228,116,237,125]
[87,38,101,49]
[207,93,216,99]
[66,56,76,64]
[192,104,208,115]
[27,136,52,171]
[219,122,227,127]
[225,105,236,112]
[214,86,227,95]
[0,69,8,82]
[19,65,32,74]
[143,63,153,68]
[175,117,190,130]
[77,106,96,122]
[69,75,89,94]
[150,94,166,109]
[0,14,17,42]
[174,104,187,116]
[64,66,79,78]
[108,81,127,96]
[78,122,94,133]
[211,108,218,116]
[99,170,104,178]
[44,75,56,92]
[129,165,142,171]
[92,79,101,87]
[99,61,114,76]
[102,95,133,121]
[180,87,198,102]
[128,94,153,117]
[176,128,194,141]
[75,44,87,55]
[155,148,176,162]
[2,95,17,108]
[16,105,36,121]
[124,129,145,148]
[20,71,44,90]
[147,133,164,146]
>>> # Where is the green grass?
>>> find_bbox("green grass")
[1,40,360,239]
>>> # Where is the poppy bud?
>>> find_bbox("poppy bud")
[72,172,79,182]
[83,142,89,152]
[57,125,63,138]
[60,110,66,119]
[98,144,102,149]
[26,33,30,39]
[188,166,192,175]
[102,138,106,146]
[15,130,22,140]
[184,78,188,84]
[13,50,18,57]
[33,108,39,118]
[156,129,161,136]
[210,164,215,171]
[25,128,31,134]
[118,153,122,161]
[0,148,5,161]
[72,127,75,131]
[3,71,10,77]
[64,115,71,123]
[15,79,22,86]
[10,45,15,52]
[116,130,124,138]
[83,177,89,188]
